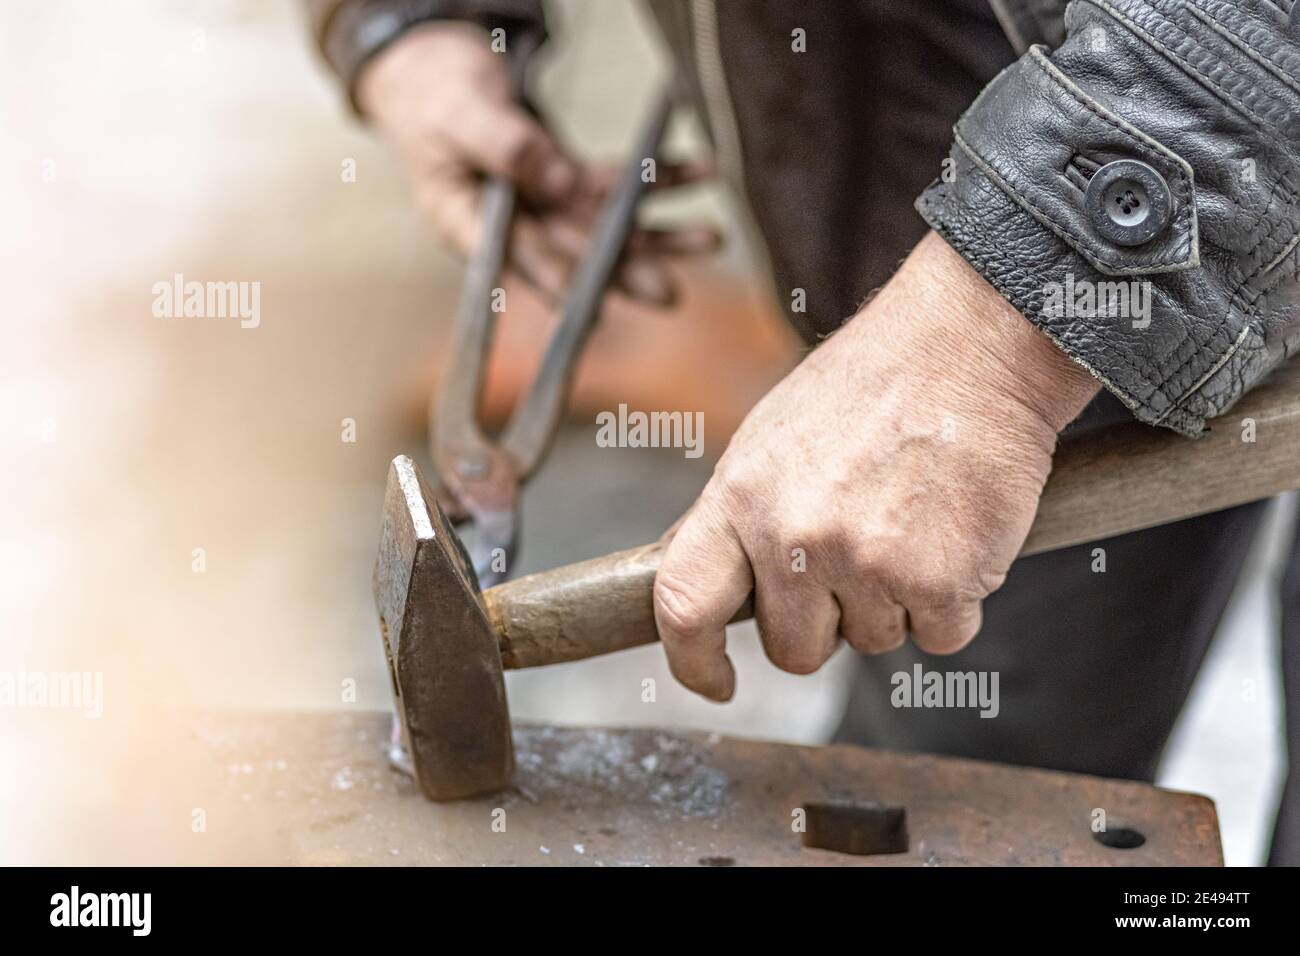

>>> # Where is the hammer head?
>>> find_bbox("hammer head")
[373,455,513,800]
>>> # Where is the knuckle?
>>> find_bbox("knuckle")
[910,607,982,656]
[653,573,711,638]
[844,540,890,583]
[901,567,982,610]
[870,541,999,610]
[846,620,905,655]
[789,525,834,563]
[776,515,842,571]
[975,566,1008,596]
[711,466,764,516]
[499,127,541,178]
[907,580,960,610]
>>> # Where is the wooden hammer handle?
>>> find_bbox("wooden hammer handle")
[485,542,697,668]
[485,361,1300,670]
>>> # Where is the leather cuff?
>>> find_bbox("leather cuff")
[918,0,1300,438]
[315,0,546,115]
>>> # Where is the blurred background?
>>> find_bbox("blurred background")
[0,0,1292,865]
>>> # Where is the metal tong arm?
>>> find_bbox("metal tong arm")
[432,87,675,512]
[500,91,674,479]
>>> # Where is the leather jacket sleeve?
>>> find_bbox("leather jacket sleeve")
[304,0,546,113]
[918,0,1300,437]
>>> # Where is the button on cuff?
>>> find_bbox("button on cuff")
[1084,159,1173,247]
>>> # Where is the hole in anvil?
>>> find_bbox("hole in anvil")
[697,856,735,867]
[1093,826,1146,850]
[801,800,908,856]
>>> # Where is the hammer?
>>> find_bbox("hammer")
[374,360,1300,800]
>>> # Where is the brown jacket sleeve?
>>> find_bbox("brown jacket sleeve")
[304,0,546,113]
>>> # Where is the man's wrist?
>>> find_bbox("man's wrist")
[911,231,1100,435]
[355,20,487,120]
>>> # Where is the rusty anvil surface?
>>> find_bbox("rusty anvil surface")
[190,711,1220,866]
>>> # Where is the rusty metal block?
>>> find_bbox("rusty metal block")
[189,711,1220,866]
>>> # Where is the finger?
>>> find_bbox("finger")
[752,564,840,675]
[647,158,717,190]
[415,176,574,307]
[654,504,753,702]
[908,600,984,655]
[541,212,720,262]
[627,225,723,258]
[581,159,716,200]
[538,216,678,307]
[412,170,481,256]
[615,256,676,306]
[536,215,591,261]
[439,104,578,203]
[557,159,715,219]
[507,217,576,305]
[567,165,619,209]
[412,157,579,306]
[836,587,907,655]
